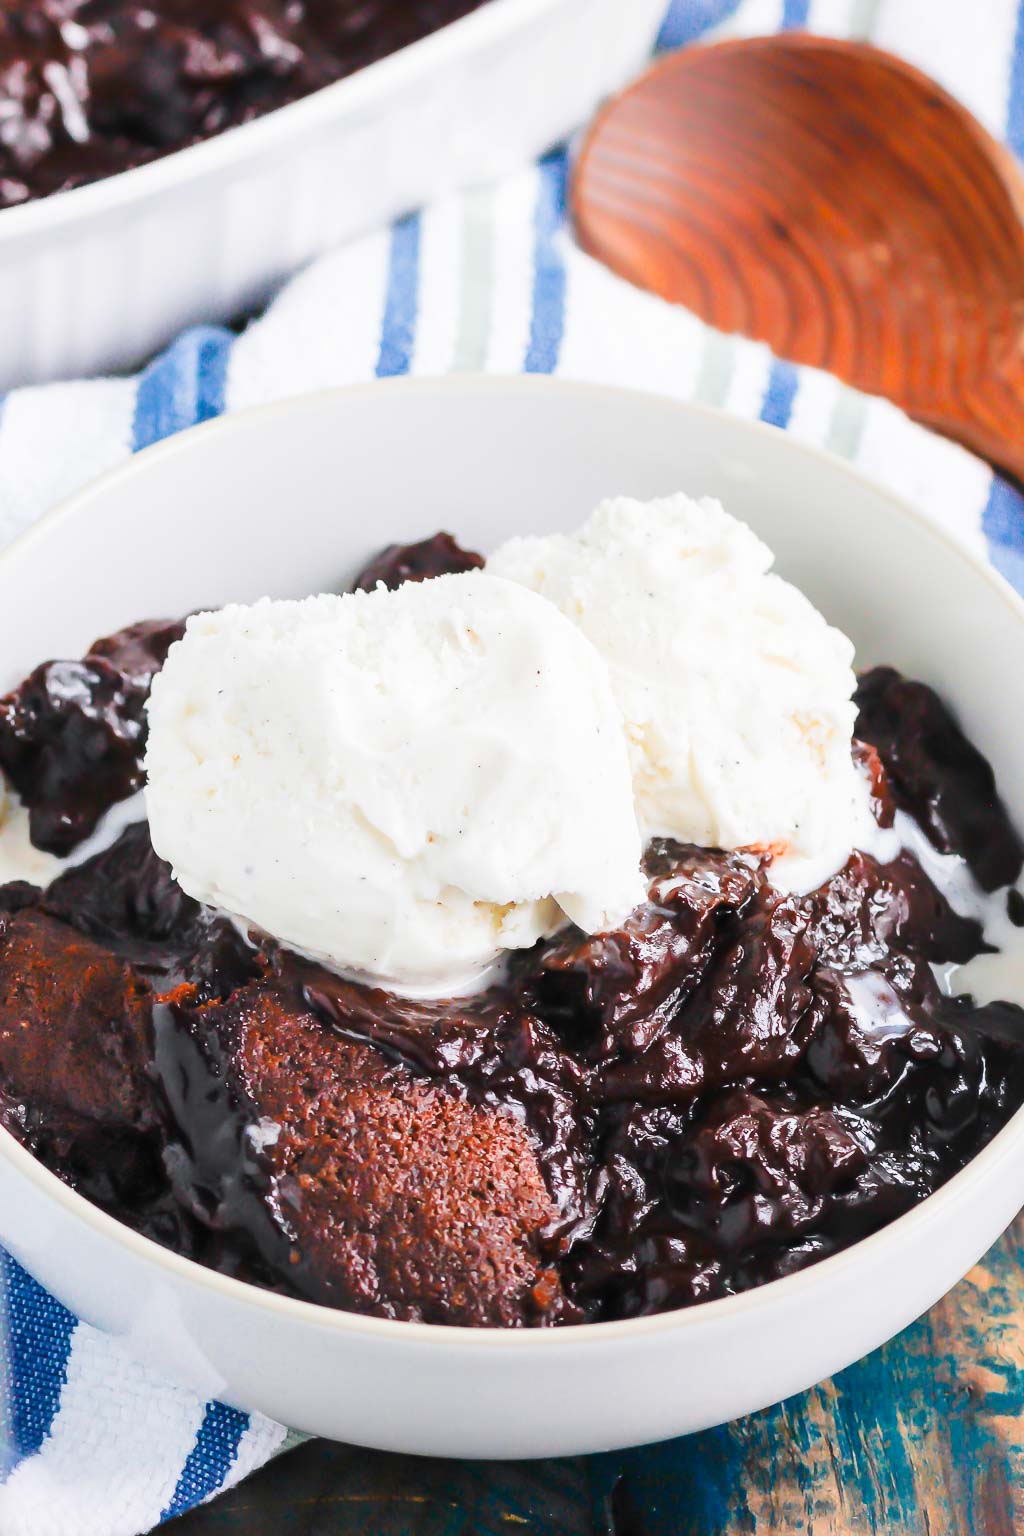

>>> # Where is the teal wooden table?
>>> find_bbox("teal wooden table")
[174,1211,1024,1534]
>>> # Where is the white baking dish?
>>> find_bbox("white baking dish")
[0,0,665,389]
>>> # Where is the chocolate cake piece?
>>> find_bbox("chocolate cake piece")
[0,906,155,1136]
[303,970,596,1245]
[153,977,571,1326]
[0,900,229,1257]
[0,618,184,854]
[0,904,177,1225]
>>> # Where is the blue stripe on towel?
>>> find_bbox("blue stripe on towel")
[1,1252,76,1466]
[982,477,1024,597]
[376,213,421,378]
[781,0,811,28]
[760,359,799,430]
[657,0,743,49]
[132,327,233,451]
[1008,0,1024,158]
[160,1402,250,1522]
[524,151,568,375]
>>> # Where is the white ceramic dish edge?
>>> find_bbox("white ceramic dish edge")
[1,375,1023,1458]
[0,0,665,388]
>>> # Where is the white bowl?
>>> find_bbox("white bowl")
[0,0,665,388]
[2,376,1023,1459]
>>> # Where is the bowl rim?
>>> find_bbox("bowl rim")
[0,0,564,239]
[3,370,1023,1350]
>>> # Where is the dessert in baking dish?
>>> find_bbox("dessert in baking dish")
[0,1,490,208]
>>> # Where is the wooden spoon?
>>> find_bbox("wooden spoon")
[572,35,1024,484]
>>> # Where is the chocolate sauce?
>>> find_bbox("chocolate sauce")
[352,531,484,593]
[854,666,1024,891]
[2,535,1024,1325]
[0,2,490,209]
[0,617,184,854]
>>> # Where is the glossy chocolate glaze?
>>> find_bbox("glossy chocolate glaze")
[0,1,489,209]
[853,666,1024,891]
[1,536,1023,1325]
[352,531,485,592]
[0,618,184,853]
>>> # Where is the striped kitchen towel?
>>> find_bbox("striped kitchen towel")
[2,0,1024,1530]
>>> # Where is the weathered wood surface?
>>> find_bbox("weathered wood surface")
[572,35,1024,487]
[175,1210,1024,1535]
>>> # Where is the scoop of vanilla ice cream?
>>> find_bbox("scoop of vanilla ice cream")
[489,494,873,892]
[144,573,645,994]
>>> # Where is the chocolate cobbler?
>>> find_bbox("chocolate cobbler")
[2,530,1023,1327]
[0,2,490,209]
